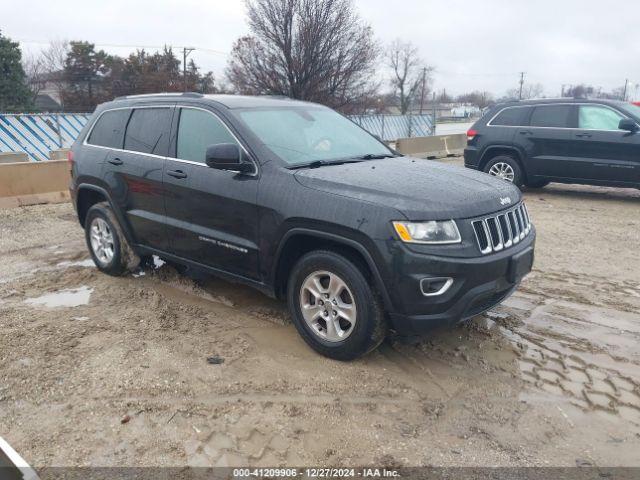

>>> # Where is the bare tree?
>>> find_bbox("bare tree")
[505,82,544,101]
[226,0,379,111]
[32,40,69,107]
[23,53,47,101]
[386,39,431,114]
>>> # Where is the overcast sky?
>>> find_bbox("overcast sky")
[2,0,639,100]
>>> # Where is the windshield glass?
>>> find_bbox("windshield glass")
[620,103,640,120]
[235,106,392,165]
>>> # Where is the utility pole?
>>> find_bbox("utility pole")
[182,47,195,92]
[622,78,629,101]
[419,67,427,115]
[518,72,526,100]
[431,91,437,136]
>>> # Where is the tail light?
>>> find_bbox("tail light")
[467,129,478,141]
[67,150,74,174]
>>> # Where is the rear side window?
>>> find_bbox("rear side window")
[124,108,172,155]
[579,105,624,130]
[176,108,238,163]
[529,105,572,128]
[87,109,130,148]
[489,107,527,126]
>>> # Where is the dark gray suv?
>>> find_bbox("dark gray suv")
[70,93,535,360]
[464,99,640,189]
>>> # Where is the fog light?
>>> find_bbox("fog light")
[420,277,453,297]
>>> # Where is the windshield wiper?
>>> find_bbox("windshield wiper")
[357,153,399,160]
[287,159,364,170]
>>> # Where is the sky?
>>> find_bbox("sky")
[2,0,639,100]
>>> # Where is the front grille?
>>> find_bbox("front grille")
[472,202,532,255]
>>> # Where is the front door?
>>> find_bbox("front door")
[567,104,640,185]
[163,106,260,280]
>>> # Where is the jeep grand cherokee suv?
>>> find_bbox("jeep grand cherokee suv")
[464,99,640,189]
[70,93,535,360]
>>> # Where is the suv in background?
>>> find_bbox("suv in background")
[464,99,640,189]
[70,93,535,360]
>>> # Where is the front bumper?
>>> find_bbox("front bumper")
[380,230,535,335]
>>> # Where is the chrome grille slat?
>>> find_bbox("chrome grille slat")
[471,202,532,255]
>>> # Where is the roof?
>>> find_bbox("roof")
[110,92,317,109]
[497,98,627,108]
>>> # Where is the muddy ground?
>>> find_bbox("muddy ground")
[1,168,639,468]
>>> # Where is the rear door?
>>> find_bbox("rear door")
[517,104,576,179]
[84,108,130,185]
[163,106,260,279]
[104,105,173,251]
[567,104,640,184]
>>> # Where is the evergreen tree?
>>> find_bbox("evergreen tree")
[0,31,32,112]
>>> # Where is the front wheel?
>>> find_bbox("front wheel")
[484,155,524,187]
[287,250,387,361]
[84,202,140,276]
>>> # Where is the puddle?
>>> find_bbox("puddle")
[25,286,93,308]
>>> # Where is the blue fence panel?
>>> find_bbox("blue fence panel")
[0,112,431,161]
[0,113,90,162]
[348,114,434,142]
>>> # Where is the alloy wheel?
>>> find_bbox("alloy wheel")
[299,270,357,342]
[488,162,515,182]
[89,217,115,266]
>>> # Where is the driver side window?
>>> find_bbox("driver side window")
[579,106,624,131]
[176,108,238,163]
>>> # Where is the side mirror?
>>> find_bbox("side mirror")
[618,118,639,133]
[205,143,254,173]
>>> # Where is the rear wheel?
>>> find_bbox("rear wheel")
[484,155,524,187]
[84,202,140,276]
[287,250,386,361]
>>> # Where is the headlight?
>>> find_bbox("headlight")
[393,220,461,244]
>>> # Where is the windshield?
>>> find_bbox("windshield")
[235,106,392,165]
[620,103,640,120]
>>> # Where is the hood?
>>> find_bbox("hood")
[294,157,521,220]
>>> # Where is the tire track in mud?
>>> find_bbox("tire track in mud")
[491,271,640,428]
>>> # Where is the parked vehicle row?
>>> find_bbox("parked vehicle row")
[465,99,640,189]
[70,93,535,360]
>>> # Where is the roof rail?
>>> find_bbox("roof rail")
[114,92,204,100]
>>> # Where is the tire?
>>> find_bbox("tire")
[287,250,387,361]
[525,179,549,189]
[483,155,524,187]
[84,202,140,276]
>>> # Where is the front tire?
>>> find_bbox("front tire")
[84,202,140,276]
[287,250,386,361]
[484,155,524,187]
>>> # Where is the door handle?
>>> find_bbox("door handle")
[167,169,188,179]
[519,130,533,135]
[108,157,123,166]
[576,133,592,138]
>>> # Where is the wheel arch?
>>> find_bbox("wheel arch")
[75,184,136,246]
[272,228,393,312]
[479,145,528,181]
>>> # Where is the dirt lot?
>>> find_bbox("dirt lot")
[1,170,640,468]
